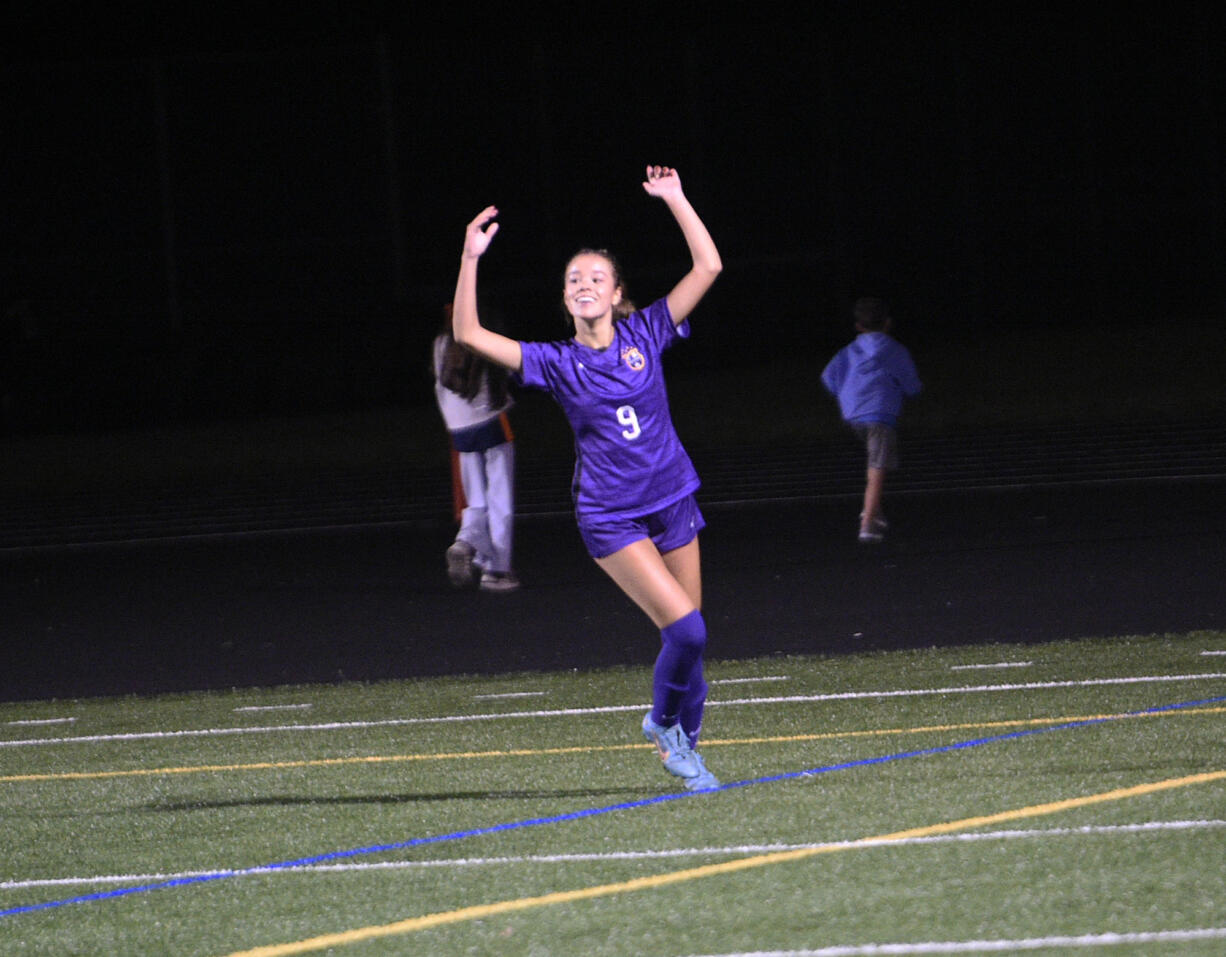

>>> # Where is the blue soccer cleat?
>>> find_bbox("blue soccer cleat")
[642,712,720,790]
[684,750,720,791]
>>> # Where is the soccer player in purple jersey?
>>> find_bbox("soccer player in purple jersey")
[451,165,723,791]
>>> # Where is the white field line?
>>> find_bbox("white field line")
[4,820,1222,892]
[948,662,1033,671]
[686,927,1226,955]
[2,671,1224,750]
[711,676,792,685]
[5,718,76,726]
[472,692,547,700]
[232,705,313,713]
[1202,650,1226,656]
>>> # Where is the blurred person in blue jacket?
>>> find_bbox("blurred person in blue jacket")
[821,297,922,543]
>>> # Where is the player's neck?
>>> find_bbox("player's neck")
[573,315,615,350]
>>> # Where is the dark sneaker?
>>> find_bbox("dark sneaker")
[445,541,476,587]
[858,513,887,543]
[479,570,520,593]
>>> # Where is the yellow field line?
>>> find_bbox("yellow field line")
[5,706,1224,784]
[220,768,1226,956]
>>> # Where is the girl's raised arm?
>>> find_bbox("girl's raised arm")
[452,206,523,372]
[642,166,722,325]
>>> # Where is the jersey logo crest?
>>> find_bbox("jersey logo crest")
[620,346,646,371]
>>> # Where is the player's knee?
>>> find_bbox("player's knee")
[661,609,706,656]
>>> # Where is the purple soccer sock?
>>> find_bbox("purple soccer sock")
[650,609,707,728]
[680,668,708,748]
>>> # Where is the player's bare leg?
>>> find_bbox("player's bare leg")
[595,538,695,628]
[661,537,701,611]
[860,466,887,541]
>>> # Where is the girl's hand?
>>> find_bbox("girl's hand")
[463,206,500,259]
[641,165,684,201]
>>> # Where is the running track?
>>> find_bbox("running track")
[1,420,1223,702]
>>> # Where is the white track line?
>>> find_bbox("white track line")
[2,672,1223,750]
[685,927,1226,955]
[4,820,1223,891]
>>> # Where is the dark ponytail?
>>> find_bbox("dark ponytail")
[437,305,510,406]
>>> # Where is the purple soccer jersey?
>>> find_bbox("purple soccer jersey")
[518,298,700,520]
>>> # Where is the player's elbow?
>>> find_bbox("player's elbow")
[452,319,481,350]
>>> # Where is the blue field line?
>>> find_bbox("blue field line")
[3,693,1223,920]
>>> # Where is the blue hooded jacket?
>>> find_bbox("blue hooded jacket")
[821,332,922,426]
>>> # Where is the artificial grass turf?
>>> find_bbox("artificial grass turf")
[1,630,1224,955]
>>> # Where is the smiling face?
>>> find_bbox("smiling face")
[563,252,623,325]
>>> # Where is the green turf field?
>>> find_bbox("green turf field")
[3,631,1225,955]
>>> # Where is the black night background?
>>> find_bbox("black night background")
[4,5,1222,436]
